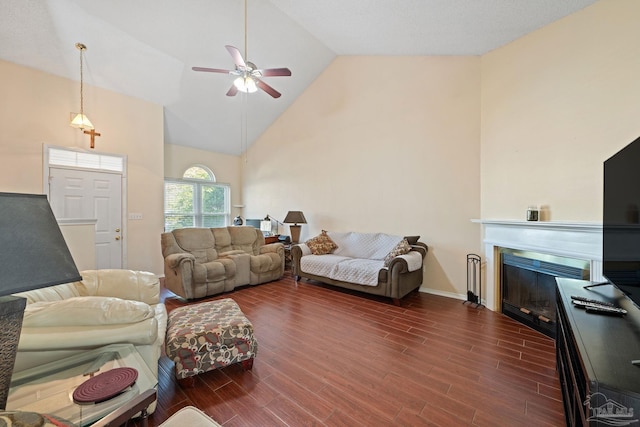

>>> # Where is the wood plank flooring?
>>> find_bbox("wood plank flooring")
[142,272,565,426]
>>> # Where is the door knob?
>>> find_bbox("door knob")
[115,228,120,232]
[115,236,121,241]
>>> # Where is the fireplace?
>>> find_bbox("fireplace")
[472,219,602,312]
[501,249,590,338]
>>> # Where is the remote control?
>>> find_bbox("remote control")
[571,295,614,307]
[585,305,627,315]
[572,299,627,314]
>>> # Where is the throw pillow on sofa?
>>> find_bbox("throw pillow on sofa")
[383,238,412,267]
[306,230,338,255]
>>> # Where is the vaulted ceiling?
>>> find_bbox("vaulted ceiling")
[1,0,598,155]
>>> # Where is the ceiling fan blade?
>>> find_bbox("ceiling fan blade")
[192,66,232,74]
[225,45,246,68]
[226,85,239,97]
[255,78,281,98]
[259,68,292,77]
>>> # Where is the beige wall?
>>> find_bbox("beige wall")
[0,60,165,275]
[164,143,243,218]
[244,56,482,298]
[481,0,640,222]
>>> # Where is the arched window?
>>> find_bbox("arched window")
[164,165,230,231]
[183,165,215,181]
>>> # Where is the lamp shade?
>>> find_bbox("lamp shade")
[0,193,82,295]
[283,211,307,225]
[70,113,94,130]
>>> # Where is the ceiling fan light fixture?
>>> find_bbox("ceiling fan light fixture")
[233,75,258,93]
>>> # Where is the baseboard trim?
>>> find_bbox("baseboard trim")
[418,287,489,308]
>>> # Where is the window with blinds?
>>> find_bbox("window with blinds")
[164,166,230,231]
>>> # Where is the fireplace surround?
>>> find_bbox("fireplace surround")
[472,219,602,312]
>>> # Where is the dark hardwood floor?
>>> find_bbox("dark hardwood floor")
[143,272,565,426]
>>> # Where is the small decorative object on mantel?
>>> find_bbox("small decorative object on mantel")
[526,206,539,221]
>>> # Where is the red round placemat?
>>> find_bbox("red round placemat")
[73,367,138,404]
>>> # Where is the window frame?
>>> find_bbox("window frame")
[163,166,231,231]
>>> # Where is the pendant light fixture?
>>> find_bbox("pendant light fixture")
[70,43,94,130]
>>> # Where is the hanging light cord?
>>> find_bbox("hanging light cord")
[77,43,86,118]
[242,0,248,163]
[243,0,248,60]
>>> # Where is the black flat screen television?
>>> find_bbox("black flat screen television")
[603,135,640,308]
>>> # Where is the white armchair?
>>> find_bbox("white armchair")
[13,270,167,381]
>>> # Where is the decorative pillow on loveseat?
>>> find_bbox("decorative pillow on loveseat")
[306,230,338,255]
[383,238,412,267]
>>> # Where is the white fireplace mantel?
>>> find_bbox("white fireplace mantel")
[472,219,603,311]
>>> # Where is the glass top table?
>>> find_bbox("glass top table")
[7,344,157,426]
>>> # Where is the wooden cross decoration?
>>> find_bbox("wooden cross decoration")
[83,128,101,149]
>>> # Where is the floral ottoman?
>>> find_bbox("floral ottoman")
[165,298,258,385]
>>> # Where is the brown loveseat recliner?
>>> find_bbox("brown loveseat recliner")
[161,226,284,299]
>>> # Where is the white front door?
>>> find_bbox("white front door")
[49,167,123,269]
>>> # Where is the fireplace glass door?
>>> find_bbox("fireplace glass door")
[501,250,589,338]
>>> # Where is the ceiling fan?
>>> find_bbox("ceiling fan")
[192,0,291,98]
[192,45,291,98]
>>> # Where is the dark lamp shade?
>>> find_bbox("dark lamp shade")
[0,193,82,296]
[283,211,307,225]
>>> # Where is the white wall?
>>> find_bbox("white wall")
[481,0,640,222]
[243,56,482,298]
[0,60,165,275]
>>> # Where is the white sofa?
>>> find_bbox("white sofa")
[292,231,427,305]
[13,269,167,383]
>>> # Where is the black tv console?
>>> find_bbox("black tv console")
[556,278,640,426]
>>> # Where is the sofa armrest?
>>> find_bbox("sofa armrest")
[260,242,284,256]
[75,270,161,305]
[17,317,160,351]
[22,297,154,327]
[409,242,428,258]
[165,252,196,269]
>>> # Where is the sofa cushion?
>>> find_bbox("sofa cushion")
[300,255,384,287]
[171,228,218,263]
[330,258,385,286]
[328,232,403,260]
[383,238,412,267]
[306,230,338,255]
[22,296,154,327]
[300,254,352,279]
[250,253,282,273]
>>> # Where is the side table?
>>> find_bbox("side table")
[8,344,157,426]
[284,244,293,271]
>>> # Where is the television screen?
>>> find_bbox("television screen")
[603,135,640,308]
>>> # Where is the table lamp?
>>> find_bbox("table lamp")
[283,211,307,244]
[0,193,82,409]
